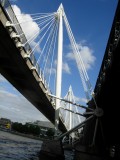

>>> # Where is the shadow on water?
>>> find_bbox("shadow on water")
[0,130,74,160]
[38,150,74,160]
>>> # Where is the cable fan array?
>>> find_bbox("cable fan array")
[6,4,95,103]
[6,9,59,92]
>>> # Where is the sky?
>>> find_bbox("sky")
[0,0,118,124]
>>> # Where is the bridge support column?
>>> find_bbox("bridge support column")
[55,4,63,136]
[39,140,65,160]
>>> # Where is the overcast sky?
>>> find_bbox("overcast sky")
[0,0,118,124]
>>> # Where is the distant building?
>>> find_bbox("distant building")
[34,120,54,128]
[0,117,12,129]
[26,120,54,135]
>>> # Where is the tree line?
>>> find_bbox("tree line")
[12,122,54,138]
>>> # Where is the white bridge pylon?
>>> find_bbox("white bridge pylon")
[55,4,63,135]
[60,85,82,131]
[53,4,94,135]
[60,85,82,144]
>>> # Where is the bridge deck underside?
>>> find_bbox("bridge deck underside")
[0,21,66,133]
[82,1,120,153]
[95,1,120,146]
[96,39,120,146]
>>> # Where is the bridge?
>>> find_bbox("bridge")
[0,0,84,134]
[0,0,120,159]
[0,3,67,132]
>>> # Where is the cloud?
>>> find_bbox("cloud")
[66,52,74,60]
[30,41,41,53]
[66,42,96,70]
[0,74,6,82]
[44,62,71,77]
[62,62,71,74]
[45,68,56,75]
[74,95,87,104]
[11,5,40,52]
[0,75,48,123]
[54,60,71,74]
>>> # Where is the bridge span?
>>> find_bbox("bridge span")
[0,2,67,133]
[1,0,120,159]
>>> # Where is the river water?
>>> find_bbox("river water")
[0,130,74,160]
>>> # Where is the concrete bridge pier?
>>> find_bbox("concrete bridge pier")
[39,140,65,160]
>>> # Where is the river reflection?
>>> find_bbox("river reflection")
[0,130,74,160]
[0,130,42,160]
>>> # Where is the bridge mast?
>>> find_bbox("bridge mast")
[68,86,72,130]
[55,4,63,135]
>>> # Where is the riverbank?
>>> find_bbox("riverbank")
[0,127,45,141]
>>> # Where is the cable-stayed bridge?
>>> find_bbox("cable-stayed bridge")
[0,0,87,135]
[0,0,120,159]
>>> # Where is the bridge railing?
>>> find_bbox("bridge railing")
[0,0,30,51]
[1,0,41,69]
[0,0,51,94]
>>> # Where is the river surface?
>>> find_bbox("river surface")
[0,130,74,160]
